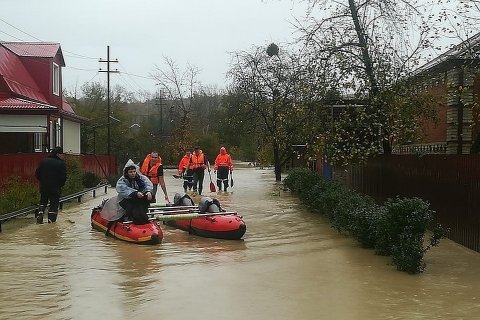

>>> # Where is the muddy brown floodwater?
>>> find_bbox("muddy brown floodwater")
[1,164,479,320]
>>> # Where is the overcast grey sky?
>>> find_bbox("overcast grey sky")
[0,0,308,97]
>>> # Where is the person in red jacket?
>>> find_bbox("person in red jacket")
[178,149,193,192]
[140,151,170,203]
[214,147,233,192]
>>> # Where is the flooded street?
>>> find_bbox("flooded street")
[1,164,480,320]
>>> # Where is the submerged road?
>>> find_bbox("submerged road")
[1,164,479,320]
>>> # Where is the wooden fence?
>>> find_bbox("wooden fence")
[342,154,480,252]
[0,153,116,183]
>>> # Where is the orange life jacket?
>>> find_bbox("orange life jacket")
[190,153,206,170]
[214,153,233,170]
[178,154,191,172]
[140,154,162,184]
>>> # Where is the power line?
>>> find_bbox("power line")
[0,29,23,41]
[63,52,98,60]
[99,45,119,156]
[118,62,150,92]
[0,16,98,60]
[0,17,41,41]
[65,65,98,72]
[119,70,156,80]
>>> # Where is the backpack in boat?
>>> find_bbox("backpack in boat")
[173,192,195,206]
[198,197,222,213]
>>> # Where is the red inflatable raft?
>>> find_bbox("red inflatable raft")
[151,194,246,240]
[162,211,246,240]
[91,207,163,245]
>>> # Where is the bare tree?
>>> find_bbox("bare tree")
[227,44,329,181]
[151,57,202,150]
[151,57,201,123]
[296,0,443,163]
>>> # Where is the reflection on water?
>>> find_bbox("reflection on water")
[1,165,480,320]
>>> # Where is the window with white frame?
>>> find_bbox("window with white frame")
[34,133,43,152]
[53,62,60,95]
[56,119,61,146]
[49,119,61,149]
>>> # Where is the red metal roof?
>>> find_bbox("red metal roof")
[0,42,82,122]
[0,45,49,103]
[0,42,65,66]
[62,98,74,113]
[0,94,57,110]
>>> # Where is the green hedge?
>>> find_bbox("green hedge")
[0,157,98,215]
[0,175,39,213]
[284,168,448,274]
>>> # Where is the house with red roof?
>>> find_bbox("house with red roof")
[0,42,86,154]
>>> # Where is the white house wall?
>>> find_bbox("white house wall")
[63,119,81,154]
[0,115,47,132]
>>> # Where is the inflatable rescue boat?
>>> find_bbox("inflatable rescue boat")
[151,193,246,240]
[91,199,163,245]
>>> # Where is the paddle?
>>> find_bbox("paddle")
[149,208,198,214]
[150,204,197,209]
[208,169,216,192]
[230,170,234,188]
[154,211,238,221]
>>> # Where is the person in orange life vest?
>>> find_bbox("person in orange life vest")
[214,147,233,192]
[178,149,193,192]
[140,151,170,203]
[190,146,210,195]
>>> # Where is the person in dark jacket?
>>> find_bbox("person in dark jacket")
[35,146,67,224]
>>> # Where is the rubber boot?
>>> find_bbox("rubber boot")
[48,212,58,223]
[35,206,45,224]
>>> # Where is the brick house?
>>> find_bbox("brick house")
[0,42,86,154]
[393,32,480,155]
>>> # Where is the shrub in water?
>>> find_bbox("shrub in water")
[82,172,101,188]
[283,168,319,196]
[0,175,39,213]
[375,197,432,256]
[349,201,384,249]
[391,229,426,273]
[284,170,446,274]
[62,156,84,196]
[107,175,119,187]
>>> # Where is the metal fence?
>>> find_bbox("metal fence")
[345,154,480,252]
[0,183,109,232]
[0,153,116,183]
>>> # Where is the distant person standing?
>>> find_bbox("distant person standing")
[140,151,170,203]
[178,149,193,192]
[190,146,210,195]
[34,146,67,224]
[213,146,233,191]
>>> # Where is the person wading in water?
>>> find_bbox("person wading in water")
[140,151,170,204]
[34,146,67,224]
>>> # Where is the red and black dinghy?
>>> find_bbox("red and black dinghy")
[151,193,246,240]
[91,198,163,245]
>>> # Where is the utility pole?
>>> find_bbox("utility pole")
[155,90,165,135]
[99,45,119,155]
